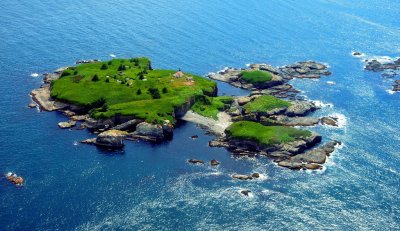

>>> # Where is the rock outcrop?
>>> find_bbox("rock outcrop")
[393,80,400,92]
[30,86,68,111]
[129,122,165,141]
[95,130,128,148]
[365,58,400,72]
[58,121,76,129]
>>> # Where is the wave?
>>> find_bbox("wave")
[312,100,333,108]
[109,54,116,58]
[327,113,347,128]
[386,89,396,95]
[30,73,39,77]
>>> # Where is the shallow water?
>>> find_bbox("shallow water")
[0,0,399,230]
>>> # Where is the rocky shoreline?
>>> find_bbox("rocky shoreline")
[205,60,341,170]
[354,52,400,92]
[30,59,341,171]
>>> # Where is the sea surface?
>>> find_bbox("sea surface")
[1,0,400,230]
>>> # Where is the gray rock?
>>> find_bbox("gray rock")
[321,116,338,126]
[83,118,114,131]
[113,119,142,131]
[285,101,317,117]
[133,122,164,140]
[28,103,37,108]
[272,115,319,126]
[290,148,326,164]
[58,121,76,129]
[95,130,128,148]
[232,174,253,180]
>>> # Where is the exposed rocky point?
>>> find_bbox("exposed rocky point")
[95,130,128,148]
[210,159,220,166]
[58,121,76,129]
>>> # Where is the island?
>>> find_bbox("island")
[30,57,341,171]
[353,52,400,92]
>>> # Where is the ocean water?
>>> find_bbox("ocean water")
[1,0,400,230]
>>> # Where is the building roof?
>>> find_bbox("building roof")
[173,71,184,78]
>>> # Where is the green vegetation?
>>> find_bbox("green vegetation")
[243,95,291,113]
[191,96,233,119]
[240,70,272,84]
[225,121,311,145]
[51,58,216,124]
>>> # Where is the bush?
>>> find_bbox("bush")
[60,71,71,77]
[92,74,99,81]
[100,64,108,70]
[162,87,168,94]
[118,64,126,71]
[136,89,142,95]
[148,88,161,99]
[73,70,78,75]
[107,60,112,65]
[105,78,110,83]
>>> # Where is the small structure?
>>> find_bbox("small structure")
[186,76,193,81]
[173,71,184,78]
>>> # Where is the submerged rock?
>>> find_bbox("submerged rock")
[210,159,220,166]
[393,80,400,92]
[188,159,204,164]
[28,103,37,108]
[241,190,251,196]
[95,130,128,148]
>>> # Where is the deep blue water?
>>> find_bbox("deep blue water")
[1,0,400,230]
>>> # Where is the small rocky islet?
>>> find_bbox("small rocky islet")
[354,52,400,92]
[29,57,341,172]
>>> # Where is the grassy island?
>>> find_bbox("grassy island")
[226,121,311,145]
[240,70,272,84]
[243,95,291,113]
[50,58,216,124]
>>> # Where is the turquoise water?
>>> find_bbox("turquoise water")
[0,0,399,230]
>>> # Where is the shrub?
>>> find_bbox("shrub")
[148,88,161,99]
[105,78,110,83]
[136,89,142,95]
[162,87,168,94]
[73,70,78,75]
[118,64,126,71]
[107,60,112,65]
[92,74,99,81]
[100,64,108,70]
[60,71,71,77]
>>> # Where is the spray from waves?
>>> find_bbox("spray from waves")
[109,54,116,58]
[386,89,396,95]
[30,73,39,77]
[351,51,399,65]
[327,81,336,85]
[326,113,347,128]
[312,100,334,108]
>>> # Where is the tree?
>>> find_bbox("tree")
[107,60,113,65]
[100,64,108,70]
[136,89,142,95]
[148,88,161,99]
[118,64,126,71]
[92,74,99,81]
[105,78,110,83]
[162,87,168,94]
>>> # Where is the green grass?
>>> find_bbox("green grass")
[240,70,272,84]
[225,121,312,145]
[243,95,291,113]
[191,96,233,119]
[50,58,217,124]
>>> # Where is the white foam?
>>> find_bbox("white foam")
[73,141,79,146]
[109,54,116,58]
[386,89,396,95]
[245,63,251,67]
[327,81,336,85]
[30,73,39,77]
[312,100,333,108]
[327,113,347,128]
